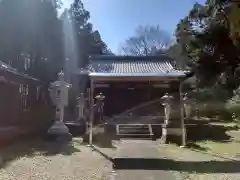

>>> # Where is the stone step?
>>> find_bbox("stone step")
[118,126,149,129]
[117,133,153,136]
[119,129,150,132]
[119,132,153,136]
[119,129,151,132]
[117,124,153,139]
[117,134,153,140]
[118,123,152,126]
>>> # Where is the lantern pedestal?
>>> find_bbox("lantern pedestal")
[47,121,72,142]
[48,121,70,135]
[48,121,72,141]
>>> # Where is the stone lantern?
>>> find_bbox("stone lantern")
[88,92,105,146]
[76,93,85,121]
[95,93,105,105]
[161,92,173,125]
[48,70,72,139]
[160,92,173,144]
[95,92,105,122]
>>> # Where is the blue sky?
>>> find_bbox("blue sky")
[63,0,206,53]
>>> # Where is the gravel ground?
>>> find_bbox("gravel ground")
[1,137,240,180]
[0,138,113,180]
[160,144,240,180]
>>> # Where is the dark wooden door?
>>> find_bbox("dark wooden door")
[104,87,149,116]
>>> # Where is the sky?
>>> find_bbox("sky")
[63,0,206,54]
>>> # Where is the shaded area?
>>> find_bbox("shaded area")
[65,121,86,137]
[186,142,209,151]
[112,158,240,173]
[185,123,240,153]
[82,124,117,148]
[91,145,113,161]
[187,123,239,142]
[0,138,80,169]
[82,131,116,148]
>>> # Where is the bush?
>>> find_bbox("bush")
[187,87,232,121]
[225,86,240,121]
[199,102,232,121]
[226,103,240,120]
[196,87,230,102]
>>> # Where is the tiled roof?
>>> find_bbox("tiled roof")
[0,61,39,81]
[87,55,185,77]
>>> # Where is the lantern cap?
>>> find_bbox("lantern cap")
[50,80,71,88]
[161,92,173,99]
[95,92,105,101]
[58,69,64,77]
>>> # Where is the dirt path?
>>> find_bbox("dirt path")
[111,140,182,180]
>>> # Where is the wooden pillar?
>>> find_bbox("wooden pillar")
[89,79,94,146]
[196,76,200,120]
[179,81,186,147]
[85,88,90,132]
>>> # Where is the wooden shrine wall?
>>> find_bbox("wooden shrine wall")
[94,81,180,116]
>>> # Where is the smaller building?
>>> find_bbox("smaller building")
[0,61,52,145]
[83,55,188,117]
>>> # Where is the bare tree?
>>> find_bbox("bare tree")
[121,25,171,56]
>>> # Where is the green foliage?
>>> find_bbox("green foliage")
[211,0,240,43]
[190,87,232,120]
[0,0,64,82]
[175,0,240,89]
[196,87,230,102]
[59,0,111,96]
[226,85,240,120]
[199,102,231,119]
[228,1,240,45]
[174,0,240,123]
[166,43,191,69]
[61,0,110,68]
[0,0,110,83]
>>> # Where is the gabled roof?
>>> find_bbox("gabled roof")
[0,61,40,81]
[50,80,71,88]
[87,55,186,78]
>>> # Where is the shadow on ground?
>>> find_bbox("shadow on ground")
[186,142,209,151]
[0,137,80,168]
[113,158,240,173]
[82,130,117,149]
[65,121,86,137]
[187,123,239,142]
[91,145,113,161]
[185,123,240,150]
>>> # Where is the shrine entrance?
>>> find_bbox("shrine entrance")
[84,55,190,146]
[109,86,146,115]
[94,81,181,116]
[89,74,187,144]
[95,82,160,116]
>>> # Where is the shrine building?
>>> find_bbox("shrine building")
[82,55,190,117]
